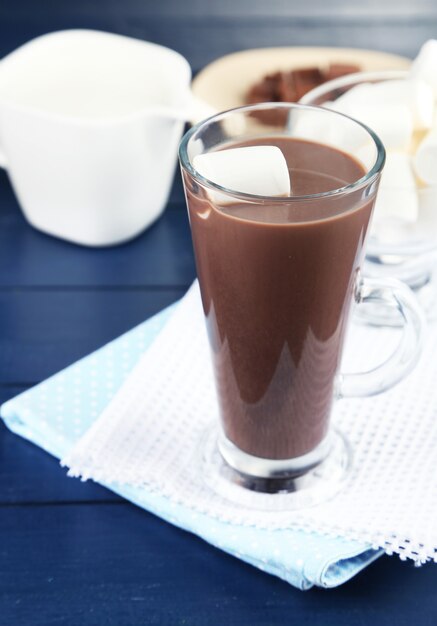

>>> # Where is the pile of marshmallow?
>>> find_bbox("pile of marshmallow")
[327,40,437,238]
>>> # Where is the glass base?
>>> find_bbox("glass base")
[201,426,352,512]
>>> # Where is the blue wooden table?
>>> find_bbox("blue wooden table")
[1,2,437,624]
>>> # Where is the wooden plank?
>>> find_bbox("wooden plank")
[0,418,119,504]
[0,18,432,71]
[125,19,429,66]
[1,0,437,20]
[0,173,195,288]
[0,289,184,384]
[168,168,186,205]
[0,386,118,503]
[0,207,195,287]
[0,502,435,625]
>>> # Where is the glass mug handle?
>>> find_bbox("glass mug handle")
[337,276,425,399]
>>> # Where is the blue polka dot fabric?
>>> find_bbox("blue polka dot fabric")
[0,299,381,589]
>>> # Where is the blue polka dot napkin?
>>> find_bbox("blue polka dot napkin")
[0,293,381,590]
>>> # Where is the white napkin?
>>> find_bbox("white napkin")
[62,282,437,564]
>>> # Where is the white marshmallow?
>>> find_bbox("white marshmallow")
[414,187,437,239]
[330,97,413,151]
[291,107,367,153]
[355,142,377,170]
[193,146,291,201]
[374,187,418,224]
[290,109,333,144]
[418,186,437,217]
[334,80,434,131]
[373,152,418,224]
[370,79,434,131]
[329,83,375,109]
[413,126,437,185]
[410,39,437,100]
[380,152,417,189]
[370,216,411,245]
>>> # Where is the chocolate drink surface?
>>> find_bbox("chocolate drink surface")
[186,138,373,460]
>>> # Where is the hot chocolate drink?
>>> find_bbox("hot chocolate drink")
[185,137,373,461]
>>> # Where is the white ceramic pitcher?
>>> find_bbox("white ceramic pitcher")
[0,30,196,246]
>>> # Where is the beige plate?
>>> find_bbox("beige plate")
[191,46,411,121]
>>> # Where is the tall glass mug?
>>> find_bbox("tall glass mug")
[179,103,423,509]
